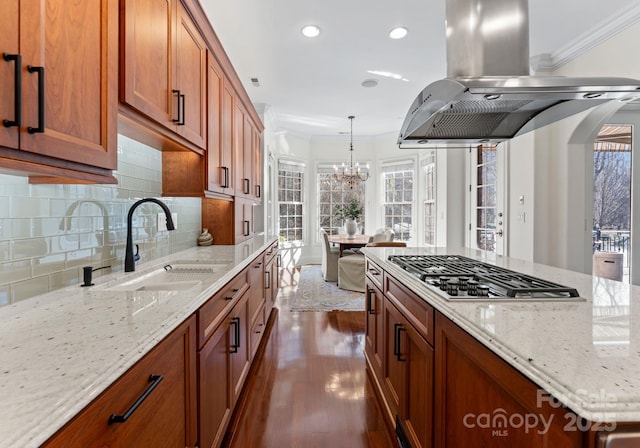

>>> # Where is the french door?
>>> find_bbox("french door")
[467,144,508,256]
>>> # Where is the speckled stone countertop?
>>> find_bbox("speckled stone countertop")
[0,235,277,448]
[362,246,640,425]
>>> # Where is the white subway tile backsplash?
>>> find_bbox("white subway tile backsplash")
[0,135,201,307]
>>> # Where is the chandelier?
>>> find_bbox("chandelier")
[333,115,369,189]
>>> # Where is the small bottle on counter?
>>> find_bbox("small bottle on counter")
[197,228,213,246]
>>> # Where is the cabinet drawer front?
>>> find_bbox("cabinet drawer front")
[365,258,384,290]
[198,270,249,348]
[43,317,196,448]
[249,302,266,359]
[265,241,279,263]
[385,274,435,345]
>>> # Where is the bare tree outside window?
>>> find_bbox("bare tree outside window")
[318,168,365,235]
[382,161,414,241]
[278,161,304,242]
[593,150,631,230]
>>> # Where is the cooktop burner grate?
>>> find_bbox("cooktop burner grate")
[388,255,581,300]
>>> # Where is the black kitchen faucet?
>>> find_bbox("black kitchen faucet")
[124,198,175,272]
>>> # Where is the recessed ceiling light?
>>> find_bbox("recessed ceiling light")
[389,27,408,39]
[361,79,378,88]
[301,25,321,38]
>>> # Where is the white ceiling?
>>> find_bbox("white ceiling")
[200,0,640,138]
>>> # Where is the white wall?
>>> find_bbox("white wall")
[507,21,640,273]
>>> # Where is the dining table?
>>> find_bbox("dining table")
[327,234,371,257]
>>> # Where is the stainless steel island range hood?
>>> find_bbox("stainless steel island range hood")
[398,0,640,147]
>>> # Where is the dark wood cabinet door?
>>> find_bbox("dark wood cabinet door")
[19,0,117,169]
[365,278,384,376]
[0,0,20,150]
[221,78,235,195]
[230,293,250,404]
[233,103,246,195]
[402,314,434,448]
[120,0,173,130]
[434,312,584,448]
[174,1,206,149]
[43,317,197,448]
[247,254,265,327]
[206,52,225,194]
[198,317,232,448]
[383,299,405,417]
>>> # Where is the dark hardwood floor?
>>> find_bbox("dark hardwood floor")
[224,267,395,448]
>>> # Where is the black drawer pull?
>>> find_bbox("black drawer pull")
[256,184,261,198]
[225,288,239,300]
[221,166,230,188]
[244,220,250,236]
[108,374,164,424]
[172,89,181,123]
[266,271,271,289]
[243,178,250,195]
[397,326,406,362]
[3,53,21,128]
[366,289,375,314]
[27,65,45,134]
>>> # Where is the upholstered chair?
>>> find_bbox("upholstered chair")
[320,229,340,282]
[337,241,407,292]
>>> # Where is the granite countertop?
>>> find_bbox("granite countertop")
[0,235,277,448]
[362,246,640,425]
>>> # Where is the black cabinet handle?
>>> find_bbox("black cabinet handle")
[178,93,185,125]
[244,220,250,236]
[221,166,230,188]
[3,53,21,128]
[256,184,261,198]
[393,323,406,361]
[108,374,164,424]
[366,289,375,314]
[27,65,44,134]
[172,89,181,124]
[265,271,271,289]
[230,317,239,353]
[243,178,250,195]
[225,287,239,300]
[277,254,281,268]
[397,326,406,362]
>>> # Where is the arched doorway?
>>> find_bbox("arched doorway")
[592,125,632,282]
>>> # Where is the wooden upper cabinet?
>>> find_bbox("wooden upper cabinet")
[174,1,206,148]
[233,102,262,200]
[206,52,234,196]
[0,0,117,182]
[252,127,262,199]
[120,0,172,129]
[0,0,20,151]
[120,0,206,150]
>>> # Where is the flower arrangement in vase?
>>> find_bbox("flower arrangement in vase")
[334,199,363,239]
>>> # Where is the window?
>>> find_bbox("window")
[422,152,436,245]
[278,160,304,242]
[318,165,365,235]
[382,160,414,241]
[475,144,497,252]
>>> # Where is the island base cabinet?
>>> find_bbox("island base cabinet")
[434,312,585,448]
[383,299,434,448]
[42,316,197,448]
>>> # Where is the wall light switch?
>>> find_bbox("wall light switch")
[158,212,177,231]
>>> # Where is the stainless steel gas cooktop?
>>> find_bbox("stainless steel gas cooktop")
[388,255,583,301]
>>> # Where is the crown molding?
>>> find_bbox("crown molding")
[532,3,640,72]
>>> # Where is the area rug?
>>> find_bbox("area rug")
[290,265,365,312]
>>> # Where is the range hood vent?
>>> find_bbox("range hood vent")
[398,0,640,147]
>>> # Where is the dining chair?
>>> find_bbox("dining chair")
[320,228,340,282]
[337,241,407,292]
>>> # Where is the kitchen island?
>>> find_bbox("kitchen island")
[0,235,277,448]
[361,246,640,447]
